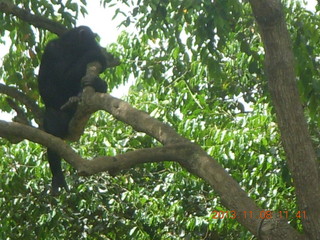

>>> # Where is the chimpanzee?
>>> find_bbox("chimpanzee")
[38,26,107,195]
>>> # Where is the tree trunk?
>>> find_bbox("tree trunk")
[250,0,320,238]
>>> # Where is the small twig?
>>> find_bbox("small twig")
[6,98,30,125]
[0,83,43,127]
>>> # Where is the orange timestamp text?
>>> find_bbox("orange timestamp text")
[211,210,307,220]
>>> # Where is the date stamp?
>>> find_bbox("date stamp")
[211,210,307,219]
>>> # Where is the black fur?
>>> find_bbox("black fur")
[38,26,107,195]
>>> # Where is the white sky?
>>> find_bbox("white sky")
[77,1,127,46]
[306,0,317,10]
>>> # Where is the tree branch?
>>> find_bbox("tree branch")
[6,98,30,125]
[0,90,303,239]
[0,83,43,127]
[65,61,120,141]
[0,0,67,35]
[0,120,84,166]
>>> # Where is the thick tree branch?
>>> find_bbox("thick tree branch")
[250,0,320,238]
[0,120,187,175]
[65,61,120,141]
[0,110,303,239]
[95,94,190,145]
[0,120,83,165]
[77,145,190,176]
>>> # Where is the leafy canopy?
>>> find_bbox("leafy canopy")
[0,0,318,239]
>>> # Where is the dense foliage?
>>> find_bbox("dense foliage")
[0,0,319,239]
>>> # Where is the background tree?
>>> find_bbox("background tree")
[0,0,319,239]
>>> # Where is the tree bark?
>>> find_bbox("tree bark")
[250,0,320,238]
[0,91,304,239]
